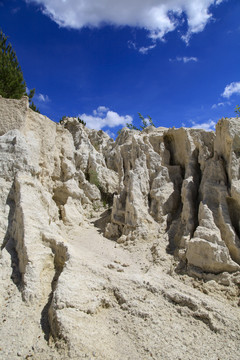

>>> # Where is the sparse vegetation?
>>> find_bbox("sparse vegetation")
[28,89,40,113]
[89,169,100,188]
[59,116,86,126]
[126,112,155,131]
[78,117,86,126]
[59,115,67,124]
[235,105,240,118]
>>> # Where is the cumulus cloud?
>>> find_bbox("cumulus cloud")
[170,56,198,63]
[79,106,132,131]
[221,82,240,98]
[190,119,216,131]
[93,106,109,116]
[25,0,223,42]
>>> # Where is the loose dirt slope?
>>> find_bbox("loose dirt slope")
[1,216,240,359]
[1,96,240,359]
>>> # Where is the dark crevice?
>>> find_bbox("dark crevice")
[148,193,151,210]
[165,163,184,254]
[40,268,61,342]
[1,183,22,290]
[226,197,240,240]
[58,208,62,220]
[166,202,183,233]
[220,155,231,191]
[40,238,68,342]
[122,156,127,183]
[163,134,186,177]
[163,134,175,166]
[166,206,183,254]
[99,186,115,208]
[152,147,184,254]
[85,171,90,182]
[190,148,202,237]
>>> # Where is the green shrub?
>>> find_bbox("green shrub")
[126,112,155,131]
[235,105,240,118]
[77,117,86,126]
[89,169,100,188]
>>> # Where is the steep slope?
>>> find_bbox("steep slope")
[0,96,240,359]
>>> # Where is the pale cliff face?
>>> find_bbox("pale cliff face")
[0,97,240,360]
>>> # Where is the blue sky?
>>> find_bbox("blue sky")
[1,0,240,137]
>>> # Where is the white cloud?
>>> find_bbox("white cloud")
[128,40,156,54]
[181,56,198,63]
[170,56,198,63]
[213,102,224,108]
[36,93,50,102]
[190,119,216,131]
[79,107,132,130]
[93,106,109,116]
[25,0,224,42]
[211,101,231,109]
[221,82,240,98]
[139,44,156,54]
[128,41,137,50]
[26,88,50,103]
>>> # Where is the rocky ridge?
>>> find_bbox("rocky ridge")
[0,96,240,359]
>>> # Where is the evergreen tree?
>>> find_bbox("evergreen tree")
[27,88,40,113]
[0,30,26,99]
[0,30,40,113]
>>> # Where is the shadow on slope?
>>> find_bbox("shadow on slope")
[92,208,112,236]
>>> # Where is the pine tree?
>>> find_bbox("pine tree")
[0,30,26,99]
[0,30,40,113]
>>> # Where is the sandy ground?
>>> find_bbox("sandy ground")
[0,211,240,359]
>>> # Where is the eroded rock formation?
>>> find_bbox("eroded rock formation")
[105,118,240,277]
[0,96,240,359]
